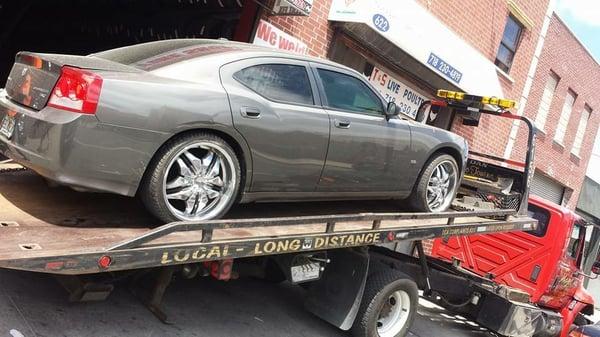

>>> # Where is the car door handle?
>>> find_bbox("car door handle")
[240,107,261,119]
[334,119,351,129]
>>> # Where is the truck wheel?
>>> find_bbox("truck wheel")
[567,313,590,333]
[409,153,459,212]
[573,313,589,327]
[351,271,418,337]
[140,132,241,223]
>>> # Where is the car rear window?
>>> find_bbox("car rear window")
[92,40,242,71]
[234,64,314,105]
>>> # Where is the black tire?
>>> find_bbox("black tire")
[140,132,241,223]
[351,270,418,337]
[409,153,459,212]
[574,313,590,327]
[565,313,590,335]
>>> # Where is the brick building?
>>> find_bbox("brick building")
[259,0,600,209]
[510,14,600,208]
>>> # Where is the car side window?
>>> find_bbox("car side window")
[317,68,383,115]
[233,64,314,106]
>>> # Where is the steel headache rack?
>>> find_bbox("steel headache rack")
[416,90,536,217]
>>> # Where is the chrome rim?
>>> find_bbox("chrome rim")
[426,160,458,212]
[162,142,236,221]
[377,290,411,337]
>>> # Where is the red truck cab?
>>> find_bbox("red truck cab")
[431,194,595,336]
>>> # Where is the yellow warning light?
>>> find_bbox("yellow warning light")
[437,89,450,98]
[498,98,517,109]
[436,90,517,109]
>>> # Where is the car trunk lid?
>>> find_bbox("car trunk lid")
[5,53,60,110]
[5,52,139,111]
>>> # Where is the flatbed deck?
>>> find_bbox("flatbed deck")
[0,168,537,275]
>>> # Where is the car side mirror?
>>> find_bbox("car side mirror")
[385,101,399,119]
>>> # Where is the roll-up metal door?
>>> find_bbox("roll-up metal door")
[531,171,565,205]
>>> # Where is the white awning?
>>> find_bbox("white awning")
[328,0,505,97]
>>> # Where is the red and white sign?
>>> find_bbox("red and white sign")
[253,20,308,55]
[368,66,428,119]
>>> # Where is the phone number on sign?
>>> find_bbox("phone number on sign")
[427,53,462,84]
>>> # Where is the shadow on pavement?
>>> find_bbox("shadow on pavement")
[411,299,497,337]
[1,269,343,337]
[1,268,495,337]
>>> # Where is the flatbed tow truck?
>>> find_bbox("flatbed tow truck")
[1,92,582,337]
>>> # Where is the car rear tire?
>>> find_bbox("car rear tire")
[140,132,241,223]
[409,153,459,212]
[351,270,418,337]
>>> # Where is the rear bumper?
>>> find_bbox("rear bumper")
[0,90,165,196]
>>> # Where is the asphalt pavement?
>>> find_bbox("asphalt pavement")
[0,268,496,337]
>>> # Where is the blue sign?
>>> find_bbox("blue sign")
[372,14,390,32]
[427,53,463,84]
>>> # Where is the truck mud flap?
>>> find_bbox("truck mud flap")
[304,248,369,330]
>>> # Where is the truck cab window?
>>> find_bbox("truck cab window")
[526,203,550,237]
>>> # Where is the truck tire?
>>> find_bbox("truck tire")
[567,313,590,334]
[409,153,459,212]
[140,132,241,223]
[573,313,589,327]
[351,270,418,337]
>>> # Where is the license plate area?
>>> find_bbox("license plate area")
[290,262,321,283]
[0,115,15,139]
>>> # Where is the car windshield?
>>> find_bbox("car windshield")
[92,40,242,71]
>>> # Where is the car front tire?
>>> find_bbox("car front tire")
[140,132,241,223]
[409,153,459,212]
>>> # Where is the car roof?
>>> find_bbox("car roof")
[92,39,357,74]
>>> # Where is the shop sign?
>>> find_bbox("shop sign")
[253,20,308,55]
[272,0,313,16]
[368,66,428,119]
[372,14,390,32]
[327,0,505,97]
[427,53,463,84]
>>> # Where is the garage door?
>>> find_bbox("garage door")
[531,171,565,205]
[0,0,257,82]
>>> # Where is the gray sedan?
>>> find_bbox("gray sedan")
[0,39,468,223]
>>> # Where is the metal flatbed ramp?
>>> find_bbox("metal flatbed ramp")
[0,170,537,275]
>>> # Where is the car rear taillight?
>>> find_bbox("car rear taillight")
[47,66,103,114]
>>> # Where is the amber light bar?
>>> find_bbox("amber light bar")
[437,89,517,109]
